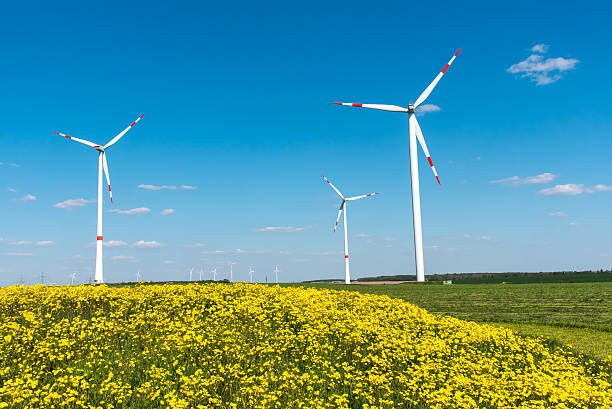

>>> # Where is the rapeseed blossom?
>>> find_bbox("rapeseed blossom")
[0,283,610,408]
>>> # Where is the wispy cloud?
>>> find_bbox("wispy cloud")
[415,104,441,117]
[568,222,584,227]
[507,45,578,85]
[10,241,32,246]
[104,240,128,248]
[7,188,16,193]
[36,241,55,246]
[160,209,175,216]
[354,233,372,238]
[539,184,612,196]
[109,207,151,215]
[112,255,137,261]
[137,184,177,191]
[254,226,313,233]
[18,194,36,202]
[181,185,198,190]
[163,260,176,265]
[490,173,558,185]
[548,211,566,217]
[440,234,492,241]
[6,252,33,257]
[131,240,165,248]
[53,198,94,210]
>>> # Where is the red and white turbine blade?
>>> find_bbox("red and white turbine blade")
[333,102,408,113]
[346,192,380,201]
[414,118,441,185]
[414,49,461,108]
[322,175,344,199]
[333,204,344,233]
[104,114,144,149]
[102,152,113,203]
[54,132,101,149]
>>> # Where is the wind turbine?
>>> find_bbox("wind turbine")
[69,272,77,286]
[211,268,217,282]
[229,262,236,282]
[322,175,379,284]
[273,265,280,284]
[198,268,204,281]
[333,49,461,282]
[54,114,144,284]
[136,271,141,282]
[188,268,194,282]
[248,267,254,283]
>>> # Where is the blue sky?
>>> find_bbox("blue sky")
[1,0,611,285]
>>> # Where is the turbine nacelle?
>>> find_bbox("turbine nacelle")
[407,104,415,114]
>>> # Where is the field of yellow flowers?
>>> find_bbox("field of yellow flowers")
[0,283,610,408]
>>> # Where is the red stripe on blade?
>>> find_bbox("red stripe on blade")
[436,176,441,185]
[333,102,342,105]
[441,64,450,73]
[455,48,462,56]
[427,157,434,167]
[352,103,363,107]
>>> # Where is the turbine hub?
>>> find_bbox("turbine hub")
[408,104,415,114]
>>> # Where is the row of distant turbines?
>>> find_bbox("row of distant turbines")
[56,48,461,284]
[187,265,281,284]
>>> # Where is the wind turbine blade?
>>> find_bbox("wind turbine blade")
[102,152,113,203]
[54,132,101,149]
[346,192,380,201]
[322,175,344,199]
[333,203,344,233]
[414,49,461,108]
[333,102,408,113]
[414,118,441,185]
[104,114,144,149]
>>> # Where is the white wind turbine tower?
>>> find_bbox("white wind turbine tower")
[54,114,144,284]
[188,268,194,282]
[273,265,280,284]
[211,268,217,282]
[136,271,141,282]
[198,268,204,281]
[322,175,379,284]
[69,272,77,286]
[248,267,254,283]
[229,262,236,282]
[334,49,461,282]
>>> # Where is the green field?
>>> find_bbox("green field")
[294,281,612,359]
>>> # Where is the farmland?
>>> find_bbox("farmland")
[1,283,610,408]
[297,281,612,358]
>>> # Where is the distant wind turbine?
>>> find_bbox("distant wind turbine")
[273,265,280,284]
[188,268,194,282]
[211,268,217,282]
[136,271,141,282]
[198,268,204,281]
[229,262,236,282]
[69,272,77,286]
[54,114,144,283]
[248,267,254,283]
[322,175,379,284]
[333,49,461,282]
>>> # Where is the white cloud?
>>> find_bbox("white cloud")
[415,104,441,117]
[354,233,371,238]
[548,211,566,217]
[36,241,55,246]
[109,207,151,215]
[6,252,33,256]
[490,173,558,185]
[568,222,584,227]
[53,198,94,210]
[132,240,165,248]
[163,260,176,264]
[184,243,206,248]
[507,47,579,85]
[531,44,549,53]
[18,194,36,202]
[104,240,128,248]
[538,184,612,196]
[112,255,137,261]
[0,238,8,243]
[254,226,313,233]
[312,251,343,256]
[137,184,177,191]
[7,188,16,193]
[160,209,175,216]
[10,241,32,246]
[181,185,198,190]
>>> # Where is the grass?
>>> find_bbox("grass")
[293,281,612,358]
